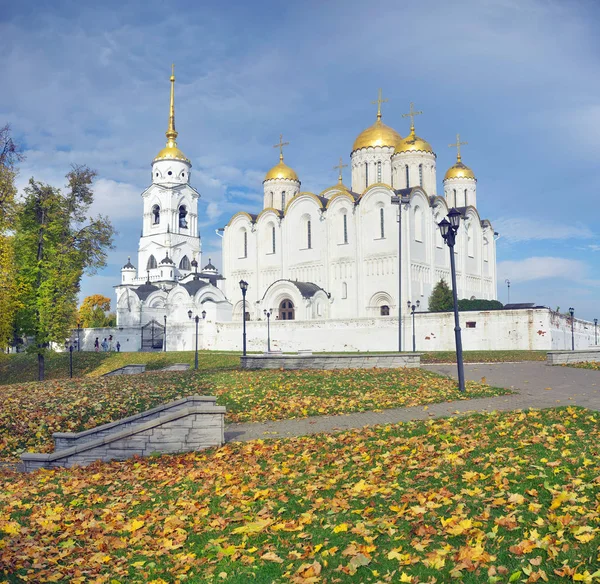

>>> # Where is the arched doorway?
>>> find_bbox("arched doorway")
[279,299,295,320]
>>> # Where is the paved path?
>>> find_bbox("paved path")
[224,362,600,443]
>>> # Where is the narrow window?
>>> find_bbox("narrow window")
[419,164,423,186]
[147,255,157,270]
[152,205,160,224]
[307,219,312,249]
[464,189,468,206]
[269,192,274,207]
[342,282,348,299]
[380,305,390,316]
[179,255,191,270]
[414,206,423,242]
[483,238,489,262]
[243,230,248,258]
[377,161,382,182]
[281,192,286,209]
[343,214,348,244]
[365,162,369,188]
[380,207,385,238]
[453,189,457,204]
[179,205,188,228]
[405,166,409,188]
[272,225,276,253]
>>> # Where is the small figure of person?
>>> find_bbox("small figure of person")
[101,338,108,352]
[94,337,99,352]
[116,341,121,352]
[108,334,113,352]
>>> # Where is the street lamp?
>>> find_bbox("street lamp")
[407,300,420,352]
[594,318,598,346]
[77,321,81,352]
[390,192,411,352]
[505,279,511,305]
[569,307,575,351]
[187,310,201,370]
[263,309,273,352]
[239,280,249,356]
[163,315,167,352]
[69,343,74,378]
[439,207,465,392]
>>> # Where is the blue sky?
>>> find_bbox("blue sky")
[2,0,599,320]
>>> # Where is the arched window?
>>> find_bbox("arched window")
[307,219,312,249]
[279,299,295,320]
[365,162,369,188]
[483,238,489,262]
[269,192,274,207]
[152,205,160,224]
[179,255,191,270]
[464,189,468,206]
[342,213,348,244]
[419,164,423,187]
[342,282,348,299]
[281,192,286,210]
[379,207,385,238]
[147,255,157,270]
[272,225,276,254]
[380,305,390,316]
[453,189,457,205]
[405,166,410,188]
[242,230,248,258]
[377,161,382,182]
[179,205,188,228]
[414,206,423,242]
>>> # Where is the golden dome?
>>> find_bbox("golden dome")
[444,160,476,180]
[395,127,434,155]
[264,156,299,182]
[153,65,190,164]
[352,119,402,152]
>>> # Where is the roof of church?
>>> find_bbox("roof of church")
[287,280,328,299]
[122,257,135,269]
[160,253,174,265]
[182,279,208,296]
[133,283,159,300]
[202,258,217,272]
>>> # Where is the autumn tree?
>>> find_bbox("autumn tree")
[0,125,24,351]
[14,166,115,380]
[428,278,453,312]
[79,294,114,328]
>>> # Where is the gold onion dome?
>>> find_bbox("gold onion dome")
[264,156,299,182]
[352,119,402,152]
[444,161,476,180]
[154,65,190,164]
[395,127,434,155]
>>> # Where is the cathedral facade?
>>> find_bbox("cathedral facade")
[115,74,497,350]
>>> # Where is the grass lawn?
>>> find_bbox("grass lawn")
[564,361,600,371]
[0,350,547,386]
[1,407,598,583]
[0,368,508,461]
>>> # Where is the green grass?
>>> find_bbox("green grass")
[420,350,547,363]
[1,407,598,583]
[0,367,509,461]
[563,361,600,370]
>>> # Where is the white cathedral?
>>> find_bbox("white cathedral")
[115,71,497,351]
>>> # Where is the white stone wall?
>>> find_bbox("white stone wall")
[351,147,395,191]
[391,151,437,194]
[263,178,300,211]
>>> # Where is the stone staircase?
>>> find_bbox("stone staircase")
[21,395,225,472]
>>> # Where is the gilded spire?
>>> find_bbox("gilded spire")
[372,88,388,121]
[166,63,178,147]
[273,134,289,162]
[449,133,468,163]
[402,102,423,136]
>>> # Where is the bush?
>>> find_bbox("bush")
[457,298,504,311]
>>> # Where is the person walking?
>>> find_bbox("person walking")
[101,338,108,352]
[116,341,121,352]
[94,337,99,352]
[108,334,113,351]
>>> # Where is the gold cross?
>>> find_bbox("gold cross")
[448,133,468,162]
[372,88,388,121]
[273,134,289,161]
[333,157,348,184]
[402,102,423,133]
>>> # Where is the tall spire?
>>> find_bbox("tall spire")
[166,63,178,147]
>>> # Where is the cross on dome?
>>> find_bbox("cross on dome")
[372,88,388,121]
[449,133,468,162]
[273,134,290,162]
[333,157,348,184]
[402,102,423,134]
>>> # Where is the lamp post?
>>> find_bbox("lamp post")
[69,344,73,378]
[391,193,410,352]
[594,318,598,345]
[505,279,511,305]
[163,315,167,352]
[407,300,420,352]
[187,310,201,370]
[77,322,81,352]
[439,207,465,392]
[569,307,575,351]
[239,280,249,356]
[263,309,273,352]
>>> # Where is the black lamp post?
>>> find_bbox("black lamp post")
[569,307,575,351]
[239,280,248,356]
[407,300,420,352]
[263,309,273,352]
[505,279,511,305]
[163,315,167,352]
[439,207,465,392]
[69,344,73,378]
[188,310,200,370]
[77,322,81,352]
[594,318,598,346]
[391,193,411,352]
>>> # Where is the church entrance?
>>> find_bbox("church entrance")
[141,319,164,351]
[279,299,295,320]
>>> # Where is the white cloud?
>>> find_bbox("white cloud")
[497,256,588,283]
[494,217,594,243]
[90,178,142,220]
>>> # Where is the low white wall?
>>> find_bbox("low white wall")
[70,309,597,353]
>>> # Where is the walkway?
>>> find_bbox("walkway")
[224,362,600,443]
